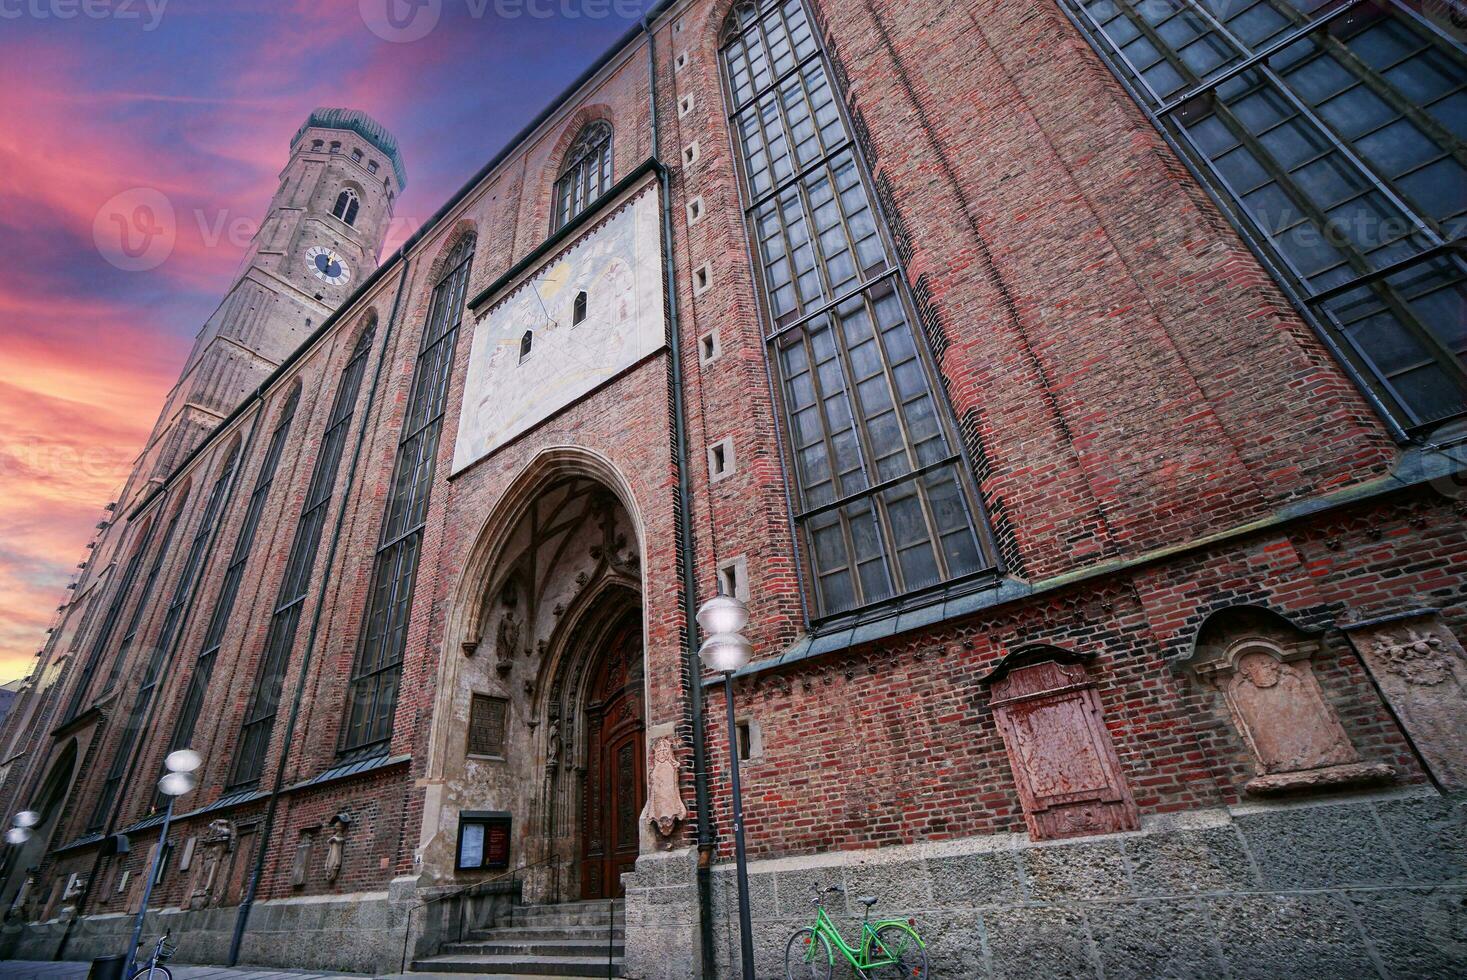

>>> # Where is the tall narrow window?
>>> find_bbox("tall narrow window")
[99,491,190,695]
[519,329,534,362]
[230,331,375,787]
[164,389,298,773]
[720,0,995,619]
[552,121,613,230]
[60,520,158,723]
[332,188,360,227]
[1063,0,1465,429]
[89,446,239,830]
[573,290,588,325]
[341,236,474,756]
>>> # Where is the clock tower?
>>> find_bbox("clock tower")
[128,108,405,504]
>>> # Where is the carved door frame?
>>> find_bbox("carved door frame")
[578,619,645,900]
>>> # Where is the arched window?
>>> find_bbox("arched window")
[573,290,588,325]
[352,147,363,162]
[163,385,299,776]
[311,139,324,151]
[520,329,534,362]
[231,328,376,788]
[329,140,341,154]
[90,438,241,829]
[720,0,996,618]
[1063,0,1466,431]
[342,233,475,756]
[553,120,613,230]
[332,187,360,226]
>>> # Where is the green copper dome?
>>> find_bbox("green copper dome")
[292,107,407,189]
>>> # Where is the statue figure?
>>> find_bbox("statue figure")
[496,603,522,677]
[643,736,689,841]
[546,720,562,768]
[324,813,350,884]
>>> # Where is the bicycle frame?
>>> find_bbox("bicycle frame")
[800,902,924,972]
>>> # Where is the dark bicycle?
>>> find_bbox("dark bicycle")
[128,929,176,980]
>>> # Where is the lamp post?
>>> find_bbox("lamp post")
[125,749,200,977]
[696,592,755,980]
[5,809,39,847]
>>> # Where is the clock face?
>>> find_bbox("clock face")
[306,246,351,286]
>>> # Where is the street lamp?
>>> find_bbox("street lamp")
[125,749,200,976]
[4,810,39,846]
[697,590,755,980]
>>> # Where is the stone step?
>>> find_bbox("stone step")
[465,926,625,943]
[412,954,623,977]
[506,905,623,928]
[443,937,624,957]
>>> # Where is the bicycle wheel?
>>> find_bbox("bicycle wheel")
[867,923,928,979]
[785,926,834,980]
[128,967,171,980]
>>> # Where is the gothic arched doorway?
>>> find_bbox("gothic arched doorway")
[578,612,645,899]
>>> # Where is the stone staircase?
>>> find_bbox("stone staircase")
[412,898,624,977]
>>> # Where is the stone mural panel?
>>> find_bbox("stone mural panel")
[1347,613,1467,790]
[452,180,666,471]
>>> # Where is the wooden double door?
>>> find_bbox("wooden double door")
[579,620,645,900]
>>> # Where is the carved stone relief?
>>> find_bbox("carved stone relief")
[1187,611,1393,796]
[1347,613,1467,790]
[981,647,1139,842]
[291,830,314,888]
[643,735,688,843]
[188,818,234,910]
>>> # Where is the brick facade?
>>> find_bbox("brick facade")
[1,0,1463,977]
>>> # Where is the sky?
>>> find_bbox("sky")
[0,0,657,683]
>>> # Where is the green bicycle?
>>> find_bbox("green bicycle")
[785,884,928,979]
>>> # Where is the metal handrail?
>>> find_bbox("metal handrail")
[397,856,558,972]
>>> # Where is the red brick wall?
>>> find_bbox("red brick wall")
[6,0,1461,926]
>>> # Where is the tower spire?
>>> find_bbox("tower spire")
[126,107,404,507]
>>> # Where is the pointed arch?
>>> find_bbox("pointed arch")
[332,186,361,226]
[549,111,614,231]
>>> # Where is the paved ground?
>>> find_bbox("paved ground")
[0,964,589,980]
[0,962,360,979]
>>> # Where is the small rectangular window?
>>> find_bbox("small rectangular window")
[467,694,508,758]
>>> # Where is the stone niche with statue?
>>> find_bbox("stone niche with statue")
[1184,606,1394,796]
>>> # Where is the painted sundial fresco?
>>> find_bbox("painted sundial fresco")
[452,180,666,472]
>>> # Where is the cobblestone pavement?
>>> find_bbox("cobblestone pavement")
[0,963,586,980]
[0,962,361,979]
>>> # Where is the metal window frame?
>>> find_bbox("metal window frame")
[1061,0,1466,434]
[718,0,1000,623]
[163,389,299,768]
[340,237,474,757]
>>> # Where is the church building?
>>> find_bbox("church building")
[1,1,1464,977]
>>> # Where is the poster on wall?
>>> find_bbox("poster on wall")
[451,180,667,472]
